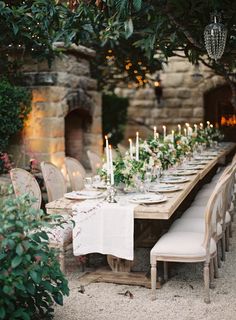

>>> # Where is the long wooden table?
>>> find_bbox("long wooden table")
[46,142,235,286]
[46,142,235,220]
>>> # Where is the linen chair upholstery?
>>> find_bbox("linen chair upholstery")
[10,168,72,272]
[41,161,67,202]
[65,157,85,191]
[87,150,102,175]
[10,168,42,209]
[150,174,230,303]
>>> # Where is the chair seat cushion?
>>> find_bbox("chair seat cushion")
[181,206,205,219]
[193,193,211,204]
[151,232,216,259]
[169,218,222,236]
[47,222,73,246]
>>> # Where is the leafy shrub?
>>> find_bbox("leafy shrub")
[0,194,69,320]
[0,78,31,152]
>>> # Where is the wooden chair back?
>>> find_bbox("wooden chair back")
[65,157,85,191]
[41,161,67,202]
[203,173,231,252]
[10,168,42,209]
[87,150,102,175]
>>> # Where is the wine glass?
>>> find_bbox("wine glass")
[134,173,143,193]
[93,175,101,188]
[83,177,93,190]
[155,166,162,184]
[144,171,152,193]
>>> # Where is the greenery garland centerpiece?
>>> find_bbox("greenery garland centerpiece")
[98,123,224,189]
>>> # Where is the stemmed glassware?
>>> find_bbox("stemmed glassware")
[144,171,152,193]
[83,177,93,190]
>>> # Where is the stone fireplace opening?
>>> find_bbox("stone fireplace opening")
[65,108,92,166]
[204,85,236,141]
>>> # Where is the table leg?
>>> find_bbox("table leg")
[107,255,134,272]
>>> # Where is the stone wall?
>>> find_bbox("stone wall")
[115,56,226,143]
[9,45,102,170]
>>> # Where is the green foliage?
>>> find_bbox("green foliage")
[0,78,31,152]
[0,0,76,72]
[0,194,69,320]
[102,94,128,146]
[1,1,236,88]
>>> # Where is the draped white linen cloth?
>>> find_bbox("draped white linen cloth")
[72,199,136,260]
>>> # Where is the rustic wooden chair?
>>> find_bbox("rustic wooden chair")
[40,161,67,202]
[150,174,230,303]
[65,157,85,191]
[87,150,102,175]
[10,167,72,272]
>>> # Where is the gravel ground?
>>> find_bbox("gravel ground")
[54,221,236,320]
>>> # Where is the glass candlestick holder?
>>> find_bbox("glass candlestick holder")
[106,180,117,203]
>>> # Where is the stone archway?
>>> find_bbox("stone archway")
[65,108,92,166]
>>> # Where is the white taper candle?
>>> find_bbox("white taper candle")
[135,132,139,161]
[129,138,133,159]
[109,145,114,185]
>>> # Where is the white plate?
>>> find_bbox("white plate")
[149,184,182,193]
[64,190,105,200]
[187,161,208,165]
[160,176,190,184]
[180,165,204,170]
[194,156,214,160]
[172,170,198,176]
[129,193,167,204]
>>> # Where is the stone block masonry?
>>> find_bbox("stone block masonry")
[9,44,102,171]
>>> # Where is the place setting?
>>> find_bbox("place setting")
[149,183,182,193]
[171,169,198,176]
[64,190,106,200]
[127,193,167,204]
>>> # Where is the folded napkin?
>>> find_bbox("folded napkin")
[72,199,136,260]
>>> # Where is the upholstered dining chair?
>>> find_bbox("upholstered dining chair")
[10,167,72,272]
[65,157,85,191]
[87,150,102,175]
[10,168,42,209]
[169,170,232,269]
[40,161,67,202]
[150,174,230,304]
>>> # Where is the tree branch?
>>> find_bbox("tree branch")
[164,10,204,51]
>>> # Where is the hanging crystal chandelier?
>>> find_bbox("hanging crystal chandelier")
[204,13,227,61]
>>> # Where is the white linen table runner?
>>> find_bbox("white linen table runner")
[72,199,136,260]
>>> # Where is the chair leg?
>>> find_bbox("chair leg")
[209,259,215,289]
[163,261,168,281]
[213,255,219,278]
[217,242,221,268]
[204,261,210,304]
[221,234,226,261]
[225,226,230,252]
[229,222,233,238]
[151,261,157,301]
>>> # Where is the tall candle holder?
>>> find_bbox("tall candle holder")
[106,179,117,203]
